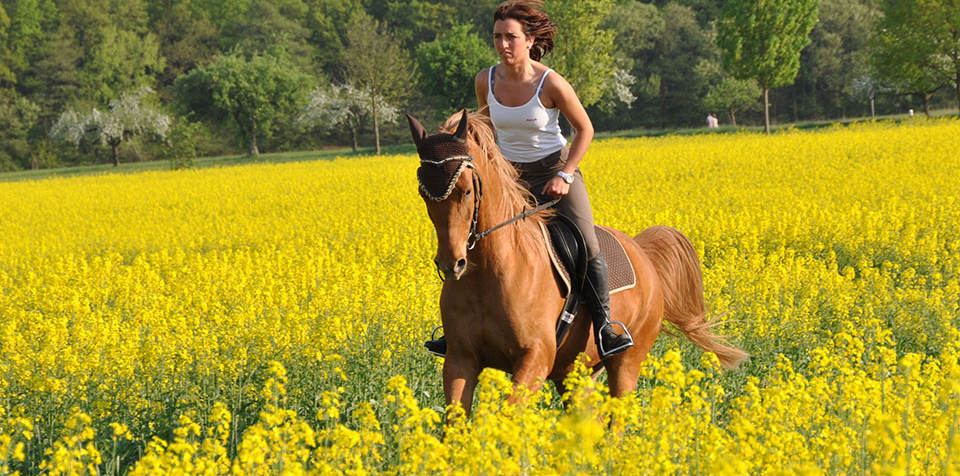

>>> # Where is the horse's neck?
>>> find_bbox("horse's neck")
[471,195,545,280]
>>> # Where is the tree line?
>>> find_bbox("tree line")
[0,0,958,170]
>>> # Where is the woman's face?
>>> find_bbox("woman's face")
[493,19,533,65]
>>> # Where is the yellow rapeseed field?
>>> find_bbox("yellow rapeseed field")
[1,119,959,475]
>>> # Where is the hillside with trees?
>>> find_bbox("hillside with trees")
[0,0,956,170]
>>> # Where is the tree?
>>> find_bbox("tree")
[222,0,315,72]
[652,4,716,127]
[0,89,39,170]
[304,0,362,75]
[0,4,15,85]
[598,1,664,128]
[545,0,634,109]
[698,59,762,126]
[920,0,960,113]
[872,0,951,117]
[299,83,399,152]
[342,10,414,155]
[49,87,171,167]
[718,0,821,133]
[802,0,881,118]
[176,52,309,156]
[416,24,497,114]
[150,0,221,93]
[83,25,165,104]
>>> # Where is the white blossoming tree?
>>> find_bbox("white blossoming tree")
[299,84,398,153]
[50,88,171,167]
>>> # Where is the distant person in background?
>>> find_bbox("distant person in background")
[908,109,915,117]
[707,113,719,129]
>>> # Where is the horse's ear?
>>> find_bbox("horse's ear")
[406,113,427,149]
[453,109,468,141]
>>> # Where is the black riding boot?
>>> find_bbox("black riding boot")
[585,254,634,358]
[425,336,446,356]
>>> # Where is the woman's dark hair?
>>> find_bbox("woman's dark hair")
[494,1,556,61]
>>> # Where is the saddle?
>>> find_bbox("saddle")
[539,217,637,346]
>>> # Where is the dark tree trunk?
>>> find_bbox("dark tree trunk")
[728,110,737,126]
[373,106,381,156]
[249,118,259,156]
[792,87,798,123]
[112,144,120,167]
[923,93,931,118]
[955,68,960,115]
[763,87,771,134]
[351,126,358,152]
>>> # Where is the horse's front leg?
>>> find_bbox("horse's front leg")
[443,355,480,419]
[509,346,555,404]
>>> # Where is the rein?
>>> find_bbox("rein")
[467,197,559,250]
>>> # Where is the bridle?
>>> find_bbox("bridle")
[418,154,484,250]
[419,154,559,279]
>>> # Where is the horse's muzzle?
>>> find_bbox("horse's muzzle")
[435,257,467,280]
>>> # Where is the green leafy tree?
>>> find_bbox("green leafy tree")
[50,87,171,167]
[380,0,457,48]
[84,25,165,104]
[0,89,39,170]
[653,4,715,127]
[150,0,221,92]
[0,4,14,85]
[416,24,497,114]
[872,0,951,117]
[342,10,414,155]
[922,0,960,113]
[305,0,362,75]
[17,21,84,123]
[803,0,881,117]
[874,0,960,114]
[222,0,315,71]
[697,59,762,126]
[176,52,309,156]
[598,1,664,127]
[545,0,632,109]
[718,0,821,133]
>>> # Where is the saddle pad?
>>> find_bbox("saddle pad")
[539,223,637,296]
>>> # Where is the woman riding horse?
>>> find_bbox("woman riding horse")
[426,0,633,359]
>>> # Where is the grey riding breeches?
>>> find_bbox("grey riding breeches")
[510,146,601,259]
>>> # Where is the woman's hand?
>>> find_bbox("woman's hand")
[542,176,570,198]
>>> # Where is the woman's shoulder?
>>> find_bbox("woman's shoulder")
[475,65,498,88]
[540,66,571,92]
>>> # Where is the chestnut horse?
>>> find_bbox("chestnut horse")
[409,110,746,415]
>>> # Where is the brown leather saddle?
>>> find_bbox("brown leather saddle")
[539,216,637,345]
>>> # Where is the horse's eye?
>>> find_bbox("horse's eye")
[464,189,472,197]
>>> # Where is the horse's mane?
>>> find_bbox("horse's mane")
[439,111,551,257]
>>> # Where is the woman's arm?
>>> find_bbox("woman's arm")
[542,72,594,198]
[475,68,489,115]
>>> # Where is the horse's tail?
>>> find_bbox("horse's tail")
[635,226,748,369]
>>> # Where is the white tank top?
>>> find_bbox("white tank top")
[487,66,567,163]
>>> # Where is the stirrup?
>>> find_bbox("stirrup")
[424,325,446,357]
[597,321,633,359]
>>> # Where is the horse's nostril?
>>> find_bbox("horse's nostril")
[455,258,467,272]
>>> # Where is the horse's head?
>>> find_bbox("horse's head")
[408,110,480,281]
